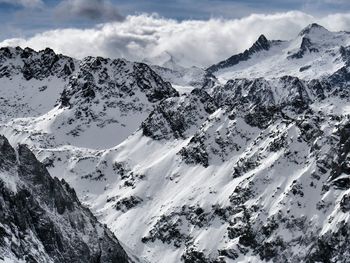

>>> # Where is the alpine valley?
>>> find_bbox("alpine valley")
[1,23,350,263]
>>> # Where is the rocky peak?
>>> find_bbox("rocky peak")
[300,37,315,50]
[206,34,274,73]
[251,34,270,53]
[0,46,76,80]
[0,47,16,60]
[80,55,109,72]
[298,23,329,36]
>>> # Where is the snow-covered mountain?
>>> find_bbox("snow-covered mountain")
[145,52,212,94]
[208,23,350,83]
[1,23,350,263]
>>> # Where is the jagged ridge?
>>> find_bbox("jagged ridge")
[206,34,276,74]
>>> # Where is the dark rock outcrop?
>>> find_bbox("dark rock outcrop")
[0,46,75,80]
[142,88,217,140]
[59,57,178,108]
[0,135,130,263]
[288,37,319,59]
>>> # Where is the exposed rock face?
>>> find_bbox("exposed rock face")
[60,56,178,108]
[141,88,217,140]
[0,46,75,80]
[288,37,319,59]
[0,135,130,263]
[340,46,350,66]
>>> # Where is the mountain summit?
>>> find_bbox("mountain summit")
[206,34,274,74]
[251,34,271,52]
[298,22,330,36]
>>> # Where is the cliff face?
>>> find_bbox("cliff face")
[0,135,130,263]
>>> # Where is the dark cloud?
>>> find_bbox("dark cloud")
[55,0,124,22]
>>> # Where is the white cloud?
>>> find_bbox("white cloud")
[0,0,43,8]
[1,11,350,67]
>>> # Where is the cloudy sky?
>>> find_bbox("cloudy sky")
[0,0,350,67]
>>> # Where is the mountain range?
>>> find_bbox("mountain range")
[1,23,350,262]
